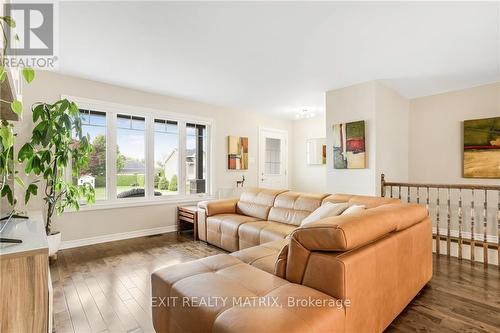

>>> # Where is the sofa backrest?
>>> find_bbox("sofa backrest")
[267,191,330,226]
[322,193,400,208]
[236,188,287,220]
[284,203,428,288]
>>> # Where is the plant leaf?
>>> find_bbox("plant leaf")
[0,125,14,148]
[25,183,38,204]
[15,175,25,188]
[0,66,5,83]
[10,100,23,116]
[1,185,14,205]
[22,67,35,84]
[2,16,16,28]
[18,143,33,162]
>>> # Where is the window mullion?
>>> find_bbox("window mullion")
[107,113,117,200]
[178,121,187,196]
[146,116,154,198]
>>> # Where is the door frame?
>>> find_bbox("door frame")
[258,126,289,189]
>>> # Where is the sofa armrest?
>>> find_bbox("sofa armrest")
[197,198,239,217]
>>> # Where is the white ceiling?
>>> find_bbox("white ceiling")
[58,1,500,119]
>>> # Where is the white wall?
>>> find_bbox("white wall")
[291,115,327,193]
[16,71,293,242]
[325,81,410,195]
[375,82,410,189]
[408,83,499,255]
[409,83,500,185]
[326,82,378,195]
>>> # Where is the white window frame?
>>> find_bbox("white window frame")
[64,95,215,211]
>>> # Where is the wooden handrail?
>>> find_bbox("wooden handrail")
[380,173,499,268]
[380,174,500,194]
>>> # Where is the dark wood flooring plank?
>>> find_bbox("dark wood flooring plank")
[51,232,500,333]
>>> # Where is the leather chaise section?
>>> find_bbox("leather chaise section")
[213,284,345,333]
[151,253,344,333]
[231,239,287,274]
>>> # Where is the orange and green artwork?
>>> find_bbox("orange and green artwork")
[228,136,248,170]
[463,117,500,178]
[333,120,366,169]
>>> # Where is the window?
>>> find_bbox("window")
[73,110,107,200]
[116,115,146,198]
[265,137,281,175]
[71,99,212,207]
[154,119,178,196]
[186,123,207,194]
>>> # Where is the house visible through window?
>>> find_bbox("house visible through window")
[74,110,107,200]
[72,102,212,205]
[154,119,178,196]
[186,123,207,194]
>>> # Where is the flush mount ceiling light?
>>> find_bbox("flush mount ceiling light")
[295,109,316,119]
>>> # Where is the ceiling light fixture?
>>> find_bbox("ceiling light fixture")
[295,109,316,119]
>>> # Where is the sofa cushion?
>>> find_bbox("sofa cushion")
[236,188,287,220]
[231,239,287,274]
[322,194,400,208]
[341,204,366,215]
[152,254,344,333]
[239,221,297,249]
[213,284,345,333]
[268,192,330,226]
[300,202,350,226]
[207,214,263,252]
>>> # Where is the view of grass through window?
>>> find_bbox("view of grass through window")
[74,111,194,200]
[154,119,178,195]
[116,115,146,198]
[75,110,107,200]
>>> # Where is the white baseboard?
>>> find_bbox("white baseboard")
[60,225,177,250]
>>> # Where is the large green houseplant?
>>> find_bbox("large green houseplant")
[1,15,95,255]
[19,101,95,254]
[0,16,35,209]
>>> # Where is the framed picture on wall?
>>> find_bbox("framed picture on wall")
[463,116,500,178]
[228,136,249,170]
[332,120,366,169]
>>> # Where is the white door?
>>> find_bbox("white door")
[259,127,288,189]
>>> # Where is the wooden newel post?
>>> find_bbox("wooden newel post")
[381,173,386,197]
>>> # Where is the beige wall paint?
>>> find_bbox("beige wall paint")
[325,82,410,195]
[408,83,499,247]
[16,71,293,242]
[326,82,378,195]
[409,82,500,185]
[375,82,410,189]
[290,115,327,193]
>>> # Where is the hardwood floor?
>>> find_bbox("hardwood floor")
[51,232,500,333]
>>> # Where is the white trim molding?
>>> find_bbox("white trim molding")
[60,225,178,250]
[432,226,498,243]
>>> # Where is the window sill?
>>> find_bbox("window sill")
[66,194,216,213]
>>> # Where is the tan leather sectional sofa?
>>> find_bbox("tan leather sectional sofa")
[152,188,432,333]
